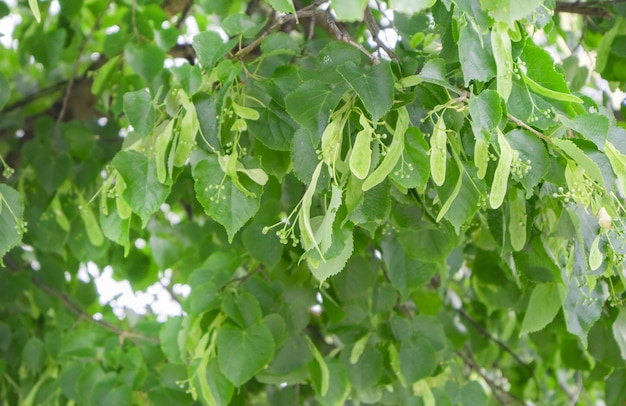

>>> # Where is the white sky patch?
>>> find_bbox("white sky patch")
[134,238,146,249]
[49,0,60,16]
[92,264,185,322]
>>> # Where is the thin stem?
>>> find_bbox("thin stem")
[508,113,552,144]
[54,0,112,132]
[33,278,160,344]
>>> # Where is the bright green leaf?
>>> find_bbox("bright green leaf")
[0,185,25,262]
[112,150,171,227]
[520,283,565,335]
[192,152,262,242]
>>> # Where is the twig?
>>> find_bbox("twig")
[456,348,526,405]
[325,10,379,64]
[364,7,398,62]
[508,113,552,144]
[234,9,319,59]
[160,280,183,306]
[555,0,626,18]
[457,308,541,401]
[54,0,112,132]
[175,0,194,30]
[33,278,160,344]
[457,309,531,372]
[234,1,328,60]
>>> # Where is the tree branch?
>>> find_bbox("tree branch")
[555,0,626,18]
[33,278,160,344]
[364,7,398,62]
[54,0,112,132]
[456,348,526,405]
[508,113,552,144]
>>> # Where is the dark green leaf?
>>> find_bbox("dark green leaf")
[123,89,155,138]
[285,80,345,139]
[338,61,394,122]
[400,336,437,384]
[124,42,166,83]
[216,322,275,386]
[458,23,496,86]
[192,31,237,69]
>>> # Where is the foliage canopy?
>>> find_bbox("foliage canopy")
[1,0,626,404]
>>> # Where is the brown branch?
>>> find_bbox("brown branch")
[508,113,552,144]
[33,278,160,344]
[456,348,526,405]
[555,0,626,17]
[324,10,379,64]
[457,308,531,372]
[364,7,398,62]
[457,308,541,401]
[54,0,112,132]
[234,8,322,60]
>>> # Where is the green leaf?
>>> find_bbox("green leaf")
[390,127,430,192]
[337,61,394,122]
[159,317,183,364]
[25,143,72,195]
[124,42,165,83]
[344,345,382,390]
[481,0,543,27]
[307,228,354,282]
[563,278,604,348]
[398,225,457,265]
[22,337,45,372]
[0,185,25,261]
[400,336,437,384]
[193,32,238,69]
[436,163,484,232]
[506,129,550,191]
[303,336,329,396]
[561,113,610,150]
[612,309,626,360]
[552,138,604,187]
[332,0,368,21]
[381,234,437,298]
[216,322,275,387]
[469,90,502,134]
[28,0,41,22]
[267,0,296,14]
[123,89,155,138]
[242,222,282,269]
[458,23,496,86]
[285,80,345,139]
[112,150,171,227]
[520,283,565,335]
[390,0,436,14]
[0,73,9,109]
[192,153,262,242]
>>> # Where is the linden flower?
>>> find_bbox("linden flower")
[597,207,612,230]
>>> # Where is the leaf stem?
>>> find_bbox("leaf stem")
[507,113,552,144]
